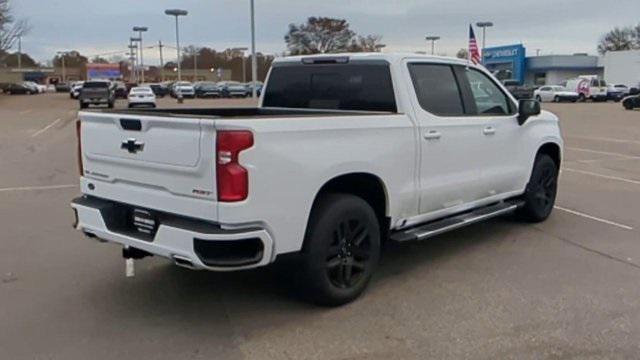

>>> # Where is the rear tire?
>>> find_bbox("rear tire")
[553,96,560,103]
[297,193,381,306]
[536,95,542,102]
[518,154,558,222]
[578,94,586,102]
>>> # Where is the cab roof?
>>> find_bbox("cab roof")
[274,52,473,67]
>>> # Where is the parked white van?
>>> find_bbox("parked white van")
[565,76,607,102]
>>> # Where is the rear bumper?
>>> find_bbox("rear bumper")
[71,196,275,271]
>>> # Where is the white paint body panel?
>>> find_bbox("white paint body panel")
[76,53,563,270]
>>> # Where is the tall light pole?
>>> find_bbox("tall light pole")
[232,47,248,83]
[249,0,257,98]
[425,36,440,55]
[165,9,188,82]
[476,22,494,52]
[158,40,165,82]
[56,51,68,83]
[133,26,148,83]
[130,37,141,82]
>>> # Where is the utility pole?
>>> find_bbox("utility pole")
[56,51,68,83]
[158,40,165,82]
[17,35,22,71]
[128,41,138,83]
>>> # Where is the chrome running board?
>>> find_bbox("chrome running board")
[390,200,524,243]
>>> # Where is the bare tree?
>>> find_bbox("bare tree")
[598,26,637,54]
[0,0,30,54]
[350,35,383,52]
[285,17,356,55]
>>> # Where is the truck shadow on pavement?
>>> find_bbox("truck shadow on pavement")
[84,216,525,322]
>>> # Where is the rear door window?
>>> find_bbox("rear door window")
[408,63,465,116]
[263,63,397,112]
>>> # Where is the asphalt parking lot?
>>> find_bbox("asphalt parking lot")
[1,93,639,359]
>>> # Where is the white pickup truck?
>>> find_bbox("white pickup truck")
[72,53,563,306]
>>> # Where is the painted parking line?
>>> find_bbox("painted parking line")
[555,206,633,231]
[0,184,77,193]
[31,118,61,138]
[563,168,640,186]
[566,135,640,146]
[564,147,639,159]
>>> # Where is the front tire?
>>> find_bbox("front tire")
[298,193,381,306]
[518,154,558,222]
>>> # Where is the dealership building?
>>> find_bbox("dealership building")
[483,44,639,88]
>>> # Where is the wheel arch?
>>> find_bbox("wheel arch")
[305,172,390,244]
[536,142,562,170]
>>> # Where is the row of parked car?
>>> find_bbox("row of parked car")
[0,81,49,95]
[54,80,264,100]
[503,76,639,103]
[166,81,263,99]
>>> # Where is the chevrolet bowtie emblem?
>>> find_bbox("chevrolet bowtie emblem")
[121,138,145,154]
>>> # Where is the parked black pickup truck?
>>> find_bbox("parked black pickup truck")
[502,80,535,100]
[79,80,115,109]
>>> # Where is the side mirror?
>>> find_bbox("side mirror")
[518,99,541,126]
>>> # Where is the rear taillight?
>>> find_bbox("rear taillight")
[216,131,254,202]
[76,120,83,176]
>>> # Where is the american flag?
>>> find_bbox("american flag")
[469,25,482,64]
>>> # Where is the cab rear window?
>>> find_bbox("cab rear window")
[263,63,397,112]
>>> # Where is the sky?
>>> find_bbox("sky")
[11,0,640,65]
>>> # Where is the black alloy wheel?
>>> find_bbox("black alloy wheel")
[518,154,558,222]
[298,193,380,306]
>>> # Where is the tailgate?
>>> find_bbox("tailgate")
[79,111,218,208]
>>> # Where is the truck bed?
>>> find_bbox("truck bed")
[95,107,393,119]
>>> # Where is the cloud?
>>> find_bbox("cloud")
[11,0,640,63]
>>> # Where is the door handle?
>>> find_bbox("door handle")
[424,130,442,140]
[483,127,496,136]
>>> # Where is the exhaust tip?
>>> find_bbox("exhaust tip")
[172,255,197,269]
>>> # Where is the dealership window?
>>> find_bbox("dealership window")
[408,63,465,116]
[534,73,547,86]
